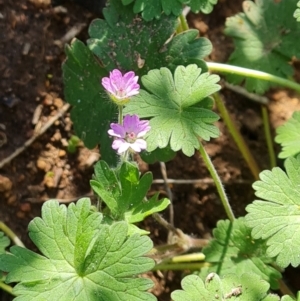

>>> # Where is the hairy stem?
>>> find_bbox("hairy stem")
[207,62,300,93]
[0,221,25,247]
[179,13,189,32]
[261,106,276,168]
[214,93,260,180]
[198,142,235,221]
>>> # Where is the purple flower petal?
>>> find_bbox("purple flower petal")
[130,139,147,152]
[108,123,126,138]
[101,69,140,101]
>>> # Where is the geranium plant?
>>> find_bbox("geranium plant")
[1,0,300,300]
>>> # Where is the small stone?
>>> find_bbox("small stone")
[0,175,12,192]
[37,159,51,171]
[54,98,64,108]
[7,194,17,205]
[20,202,31,212]
[43,93,53,106]
[59,149,66,157]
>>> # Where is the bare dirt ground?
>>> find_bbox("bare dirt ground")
[1,0,300,300]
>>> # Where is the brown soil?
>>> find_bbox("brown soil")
[1,0,300,300]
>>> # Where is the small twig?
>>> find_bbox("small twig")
[223,82,269,105]
[159,162,174,226]
[0,221,25,247]
[54,23,86,47]
[0,103,70,169]
[152,178,251,185]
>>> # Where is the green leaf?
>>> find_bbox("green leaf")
[125,65,220,156]
[294,1,300,21]
[140,145,176,164]
[171,273,280,301]
[62,39,118,166]
[199,217,281,289]
[275,111,300,159]
[0,199,155,301]
[0,231,9,254]
[87,0,212,75]
[0,231,10,277]
[123,0,218,21]
[90,161,169,227]
[225,0,300,93]
[246,155,300,268]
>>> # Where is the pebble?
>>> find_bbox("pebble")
[54,98,64,108]
[0,175,13,192]
[37,158,51,171]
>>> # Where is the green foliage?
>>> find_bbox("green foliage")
[225,0,300,93]
[246,155,300,268]
[125,65,220,156]
[199,218,281,289]
[171,273,286,301]
[90,161,170,232]
[63,0,212,163]
[62,39,118,166]
[294,1,300,21]
[140,145,176,164]
[121,0,217,21]
[0,231,10,278]
[275,111,300,159]
[88,0,212,75]
[0,232,9,254]
[0,199,155,301]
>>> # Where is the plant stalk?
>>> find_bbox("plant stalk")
[0,282,14,296]
[153,262,210,271]
[0,221,25,247]
[198,142,235,221]
[261,106,276,168]
[207,62,300,93]
[213,93,260,180]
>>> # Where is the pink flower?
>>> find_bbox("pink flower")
[101,69,140,105]
[108,114,151,154]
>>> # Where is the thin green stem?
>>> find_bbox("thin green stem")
[153,262,210,271]
[261,106,277,168]
[118,105,123,125]
[207,62,300,93]
[214,93,260,180]
[0,282,14,296]
[179,13,189,32]
[261,106,276,168]
[198,142,235,221]
[0,221,25,247]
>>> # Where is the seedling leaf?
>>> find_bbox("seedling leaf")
[62,39,118,166]
[172,272,280,301]
[88,0,212,75]
[199,217,281,289]
[90,161,169,228]
[122,0,218,21]
[294,1,300,21]
[246,155,300,268]
[125,65,220,156]
[275,111,300,159]
[0,199,155,301]
[225,0,300,93]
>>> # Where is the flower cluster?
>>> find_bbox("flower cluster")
[108,114,150,154]
[101,69,140,105]
[102,69,149,154]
